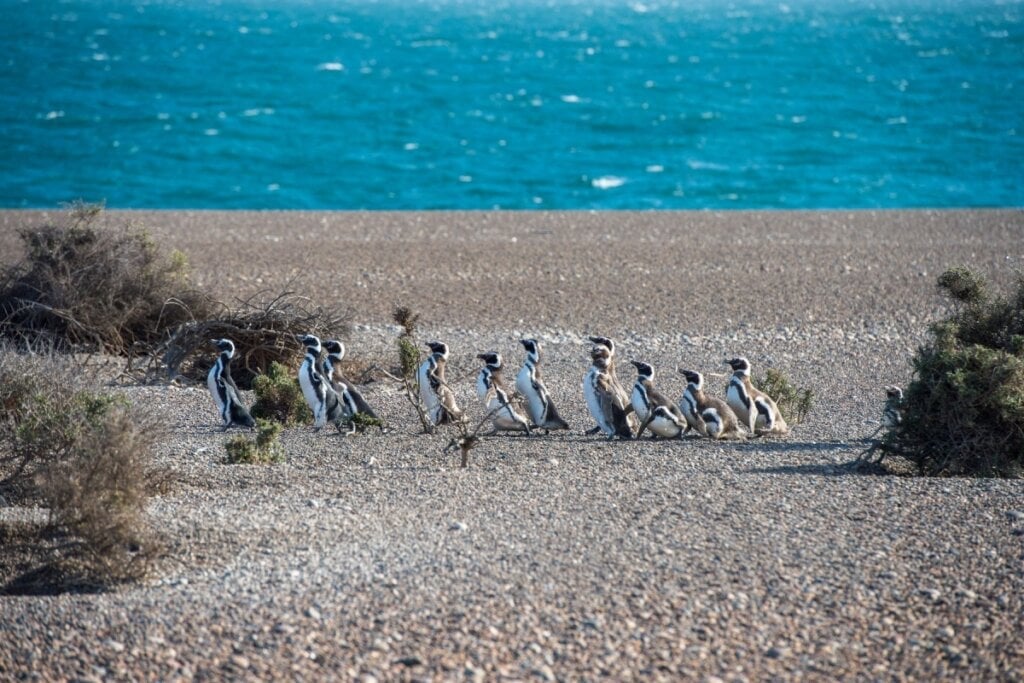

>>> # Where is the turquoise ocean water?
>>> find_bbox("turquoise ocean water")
[1,0,1021,209]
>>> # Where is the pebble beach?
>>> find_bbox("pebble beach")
[1,209,1023,681]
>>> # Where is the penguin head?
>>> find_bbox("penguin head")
[211,338,236,357]
[726,357,751,375]
[588,335,616,356]
[885,386,904,400]
[680,369,703,388]
[477,351,502,370]
[590,345,611,369]
[630,360,654,380]
[298,334,322,355]
[323,339,346,360]
[519,338,541,361]
[426,341,449,359]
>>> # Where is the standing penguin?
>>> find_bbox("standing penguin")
[477,352,531,435]
[297,334,353,434]
[679,369,741,440]
[586,335,636,434]
[417,341,463,426]
[207,338,256,431]
[725,357,788,436]
[630,361,687,438]
[516,338,570,433]
[882,386,904,428]
[322,339,385,432]
[583,345,633,440]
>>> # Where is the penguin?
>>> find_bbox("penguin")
[630,361,687,438]
[207,338,256,431]
[297,334,353,434]
[477,352,531,435]
[583,345,632,440]
[679,369,741,440]
[725,357,789,436]
[586,335,636,434]
[322,339,385,432]
[881,386,904,429]
[417,341,463,426]
[515,338,570,433]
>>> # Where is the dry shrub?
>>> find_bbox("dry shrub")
[0,203,213,355]
[39,408,163,584]
[0,348,165,590]
[392,305,432,433]
[160,289,351,389]
[880,268,1024,477]
[251,361,311,426]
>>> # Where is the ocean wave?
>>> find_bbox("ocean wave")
[591,176,627,190]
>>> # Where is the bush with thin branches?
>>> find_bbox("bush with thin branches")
[0,349,165,589]
[159,289,351,389]
[0,203,213,355]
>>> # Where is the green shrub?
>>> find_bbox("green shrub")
[882,268,1024,477]
[224,419,284,464]
[754,368,814,425]
[351,411,384,431]
[0,203,212,354]
[250,361,311,426]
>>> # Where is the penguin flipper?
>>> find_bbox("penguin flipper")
[230,400,256,429]
[598,379,632,439]
[348,385,380,421]
[543,400,570,430]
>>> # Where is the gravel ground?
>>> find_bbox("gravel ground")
[1,210,1023,681]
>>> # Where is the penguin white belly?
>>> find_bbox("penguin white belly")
[207,365,226,417]
[648,411,683,438]
[583,369,611,435]
[680,389,702,432]
[516,367,543,424]
[702,407,725,439]
[298,360,326,427]
[476,370,490,403]
[631,385,651,424]
[417,361,441,420]
[726,381,753,430]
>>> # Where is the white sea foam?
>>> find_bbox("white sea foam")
[204,128,219,136]
[403,142,419,151]
[243,107,275,117]
[561,94,582,103]
[686,160,728,171]
[44,111,65,120]
[592,176,626,190]
[458,175,473,183]
[645,164,664,173]
[316,62,345,71]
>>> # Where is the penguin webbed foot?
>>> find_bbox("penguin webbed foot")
[585,426,602,436]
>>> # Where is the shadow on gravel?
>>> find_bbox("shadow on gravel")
[737,440,892,477]
[735,439,860,453]
[1,565,106,597]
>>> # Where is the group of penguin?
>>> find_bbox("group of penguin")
[206,334,796,442]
